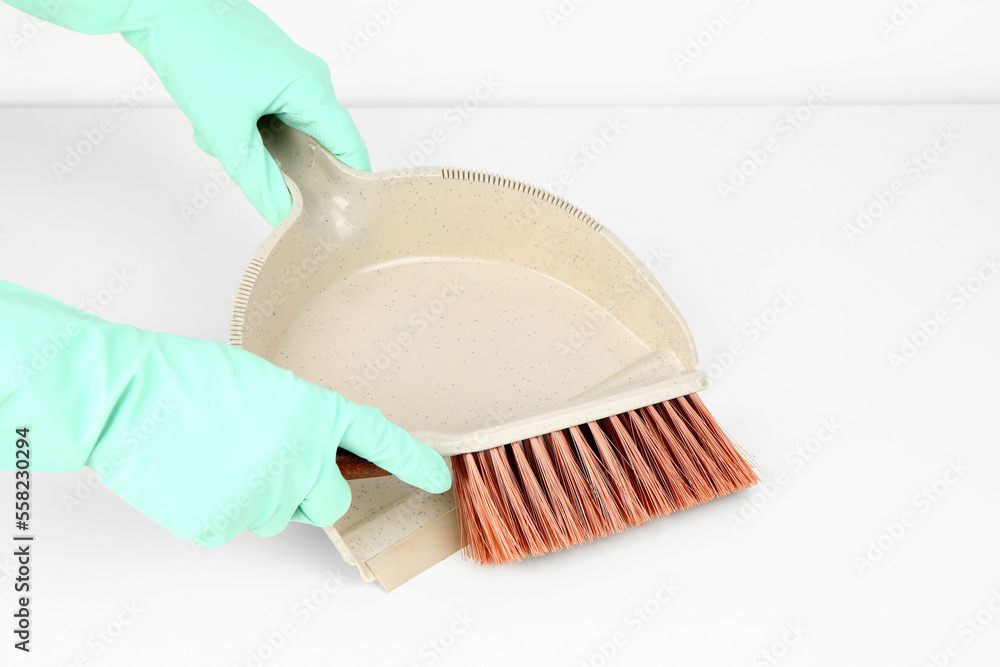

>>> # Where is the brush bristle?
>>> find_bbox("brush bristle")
[453,393,759,565]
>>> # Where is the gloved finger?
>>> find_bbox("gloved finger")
[193,122,292,226]
[295,469,353,527]
[337,402,452,494]
[247,501,302,539]
[275,95,371,172]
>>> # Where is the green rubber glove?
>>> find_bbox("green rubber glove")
[5,0,369,225]
[0,278,451,546]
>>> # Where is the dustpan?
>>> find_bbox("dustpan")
[229,116,708,590]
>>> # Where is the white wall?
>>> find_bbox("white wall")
[1,0,998,107]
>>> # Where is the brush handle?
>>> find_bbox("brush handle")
[336,450,393,480]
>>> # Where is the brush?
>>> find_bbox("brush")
[337,392,757,564]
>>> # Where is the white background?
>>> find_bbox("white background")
[2,0,1000,106]
[1,2,1000,667]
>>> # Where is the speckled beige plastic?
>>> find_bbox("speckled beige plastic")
[230,118,707,589]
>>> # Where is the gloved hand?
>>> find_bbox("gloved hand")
[0,278,451,546]
[5,0,368,226]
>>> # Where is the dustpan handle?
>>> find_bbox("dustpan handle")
[256,114,363,188]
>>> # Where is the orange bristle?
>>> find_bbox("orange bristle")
[549,429,609,538]
[487,447,546,557]
[587,419,650,527]
[510,441,570,551]
[641,403,713,504]
[452,393,759,565]
[526,436,589,547]
[568,425,628,534]
[627,409,698,511]
[659,400,731,496]
[683,393,759,489]
[603,414,674,516]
